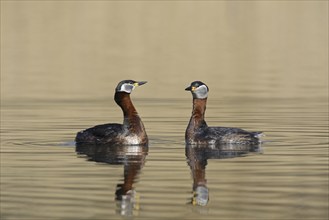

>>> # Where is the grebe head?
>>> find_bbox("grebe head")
[115,80,147,94]
[185,81,209,99]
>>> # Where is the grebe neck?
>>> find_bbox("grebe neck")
[188,98,208,129]
[115,92,141,126]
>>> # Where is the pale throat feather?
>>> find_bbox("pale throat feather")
[193,85,208,99]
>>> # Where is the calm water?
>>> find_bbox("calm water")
[1,1,328,220]
[1,96,328,219]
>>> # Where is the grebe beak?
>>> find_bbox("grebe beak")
[185,85,192,91]
[134,81,147,87]
[185,86,197,91]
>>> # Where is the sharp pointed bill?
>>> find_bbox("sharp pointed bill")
[136,81,147,86]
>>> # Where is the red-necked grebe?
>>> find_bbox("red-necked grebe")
[185,81,263,145]
[75,80,148,146]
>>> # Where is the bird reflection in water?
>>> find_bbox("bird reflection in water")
[76,143,148,216]
[185,144,262,206]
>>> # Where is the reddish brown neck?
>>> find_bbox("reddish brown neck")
[189,98,207,127]
[115,92,137,117]
[115,92,144,132]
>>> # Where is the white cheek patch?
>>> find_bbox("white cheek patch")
[194,85,208,99]
[120,84,134,93]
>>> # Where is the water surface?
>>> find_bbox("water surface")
[1,96,328,219]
